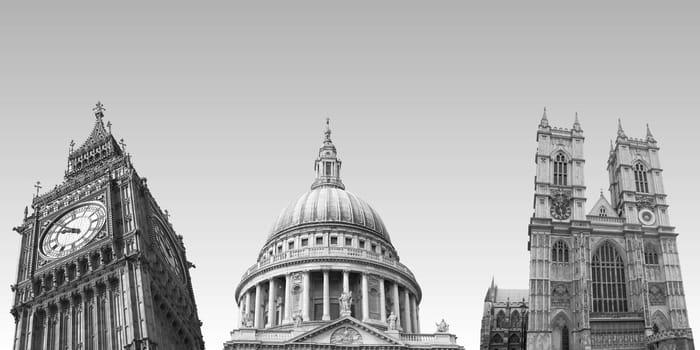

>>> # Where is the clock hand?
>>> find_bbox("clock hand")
[59,228,81,234]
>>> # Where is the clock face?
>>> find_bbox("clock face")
[550,192,572,220]
[639,208,656,225]
[153,220,182,278]
[41,202,107,259]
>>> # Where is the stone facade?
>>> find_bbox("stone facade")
[524,111,694,350]
[480,280,528,350]
[223,120,463,350]
[10,103,204,350]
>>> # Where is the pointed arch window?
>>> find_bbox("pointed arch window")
[553,153,568,186]
[552,240,569,263]
[511,310,521,328]
[496,310,506,328]
[492,334,504,344]
[599,207,608,217]
[645,244,659,265]
[634,163,649,193]
[592,242,628,313]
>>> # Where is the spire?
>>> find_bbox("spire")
[66,102,123,178]
[311,119,345,190]
[646,123,657,143]
[617,118,627,139]
[572,112,582,132]
[539,107,549,128]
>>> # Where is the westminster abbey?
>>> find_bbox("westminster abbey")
[480,111,695,350]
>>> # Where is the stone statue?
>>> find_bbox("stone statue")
[387,312,398,330]
[436,319,449,333]
[293,313,303,328]
[339,291,353,316]
[242,312,254,328]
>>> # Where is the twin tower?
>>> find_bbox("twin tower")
[481,110,695,350]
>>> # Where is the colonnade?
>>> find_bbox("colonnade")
[240,269,420,333]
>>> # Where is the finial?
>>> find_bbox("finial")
[119,138,127,152]
[93,101,106,119]
[646,123,656,142]
[69,139,75,153]
[600,188,605,197]
[23,206,28,222]
[617,118,627,139]
[106,121,112,134]
[164,210,170,221]
[573,112,582,131]
[539,107,549,127]
[324,118,332,141]
[33,181,42,198]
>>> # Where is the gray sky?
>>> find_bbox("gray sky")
[1,1,699,348]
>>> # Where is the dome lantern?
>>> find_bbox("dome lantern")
[311,118,345,190]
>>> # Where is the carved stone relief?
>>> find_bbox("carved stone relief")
[551,283,571,308]
[330,327,363,345]
[648,283,667,306]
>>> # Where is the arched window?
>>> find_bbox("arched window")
[561,325,570,350]
[510,310,521,328]
[553,153,568,186]
[645,244,659,265]
[634,163,649,193]
[496,310,506,328]
[552,240,569,263]
[492,334,504,344]
[592,242,628,313]
[599,207,608,217]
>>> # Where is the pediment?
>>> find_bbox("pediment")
[588,194,618,218]
[289,316,404,346]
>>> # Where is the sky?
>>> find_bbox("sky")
[1,1,699,348]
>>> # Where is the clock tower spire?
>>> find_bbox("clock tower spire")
[11,102,205,350]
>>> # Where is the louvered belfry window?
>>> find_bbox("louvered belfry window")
[553,153,568,186]
[634,163,649,193]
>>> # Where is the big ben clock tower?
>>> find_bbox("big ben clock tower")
[10,103,205,350]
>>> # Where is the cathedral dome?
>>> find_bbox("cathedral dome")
[269,186,390,241]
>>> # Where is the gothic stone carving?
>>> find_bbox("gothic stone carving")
[550,189,572,220]
[648,283,667,305]
[636,194,656,209]
[551,282,571,308]
[330,327,362,345]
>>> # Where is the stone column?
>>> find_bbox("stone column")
[302,270,311,321]
[342,270,350,293]
[392,283,401,330]
[13,308,25,350]
[322,270,330,320]
[243,290,252,326]
[254,284,263,328]
[411,294,419,333]
[41,309,49,350]
[24,309,35,350]
[104,289,114,350]
[54,309,60,350]
[283,274,292,324]
[379,278,387,323]
[361,273,369,321]
[403,289,412,333]
[65,303,73,350]
[267,278,276,327]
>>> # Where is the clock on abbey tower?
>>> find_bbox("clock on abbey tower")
[10,103,205,350]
